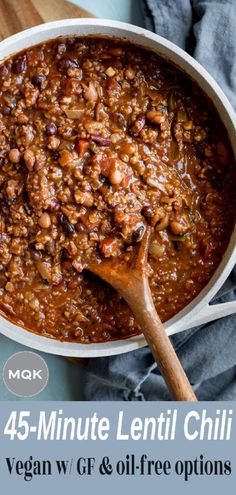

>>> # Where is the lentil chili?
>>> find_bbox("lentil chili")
[0,37,235,343]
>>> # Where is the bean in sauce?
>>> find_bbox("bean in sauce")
[0,36,235,343]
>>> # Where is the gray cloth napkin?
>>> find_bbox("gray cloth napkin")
[81,0,236,401]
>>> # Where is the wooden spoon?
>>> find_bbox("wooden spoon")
[88,228,197,401]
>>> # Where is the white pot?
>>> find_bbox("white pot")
[0,19,236,357]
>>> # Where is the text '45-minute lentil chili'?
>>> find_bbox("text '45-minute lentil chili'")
[0,37,235,343]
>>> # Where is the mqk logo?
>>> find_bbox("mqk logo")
[2,351,49,397]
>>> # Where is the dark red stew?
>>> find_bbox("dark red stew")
[0,36,235,343]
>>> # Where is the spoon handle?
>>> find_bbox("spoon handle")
[88,229,197,401]
[124,278,197,402]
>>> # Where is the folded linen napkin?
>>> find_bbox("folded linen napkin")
[81,0,236,401]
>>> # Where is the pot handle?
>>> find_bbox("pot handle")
[184,300,236,330]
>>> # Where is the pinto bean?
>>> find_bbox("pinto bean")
[47,136,60,150]
[169,217,190,236]
[89,135,111,146]
[170,220,188,235]
[142,205,154,220]
[47,198,59,211]
[146,110,166,125]
[125,66,135,80]
[0,36,233,348]
[108,47,123,56]
[38,213,51,229]
[83,81,97,101]
[24,149,35,171]
[108,160,126,185]
[9,148,20,163]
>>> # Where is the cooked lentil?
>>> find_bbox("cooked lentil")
[0,36,235,343]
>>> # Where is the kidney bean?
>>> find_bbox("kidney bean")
[109,167,123,185]
[0,233,6,243]
[50,151,60,161]
[57,57,77,72]
[32,73,46,86]
[75,222,87,233]
[132,225,146,243]
[59,213,75,234]
[0,65,8,76]
[89,135,111,146]
[46,122,58,136]
[47,198,59,211]
[2,106,11,115]
[38,213,51,229]
[12,55,27,74]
